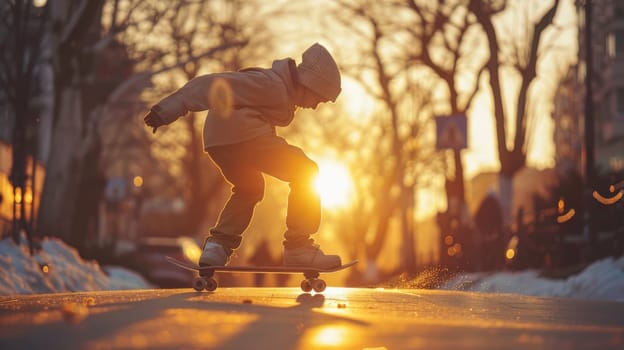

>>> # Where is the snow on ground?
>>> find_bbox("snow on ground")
[0,235,152,295]
[2,234,624,302]
[441,255,624,302]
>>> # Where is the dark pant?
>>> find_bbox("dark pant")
[206,134,319,255]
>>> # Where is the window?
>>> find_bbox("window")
[618,88,624,113]
[616,29,624,55]
[578,61,586,82]
[607,33,616,58]
[615,3,624,19]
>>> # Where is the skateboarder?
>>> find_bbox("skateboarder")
[144,43,342,269]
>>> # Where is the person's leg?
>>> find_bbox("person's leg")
[203,145,264,259]
[203,135,339,268]
[233,135,320,248]
[234,135,340,268]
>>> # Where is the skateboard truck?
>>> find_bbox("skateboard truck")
[300,271,326,293]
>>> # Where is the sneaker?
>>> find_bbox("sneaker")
[283,244,341,269]
[199,241,229,267]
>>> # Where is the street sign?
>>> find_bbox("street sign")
[436,113,467,150]
[105,177,128,203]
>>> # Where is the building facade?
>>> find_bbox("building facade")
[577,0,624,174]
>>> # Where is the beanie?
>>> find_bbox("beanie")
[297,43,341,101]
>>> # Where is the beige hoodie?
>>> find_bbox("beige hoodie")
[152,58,298,149]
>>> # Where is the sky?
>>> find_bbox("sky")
[263,0,580,226]
[30,0,578,183]
[285,0,579,180]
[462,0,579,178]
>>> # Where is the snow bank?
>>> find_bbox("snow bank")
[0,236,152,295]
[3,234,623,302]
[441,256,624,302]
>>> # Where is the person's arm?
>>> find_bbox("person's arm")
[144,69,287,132]
[143,73,229,133]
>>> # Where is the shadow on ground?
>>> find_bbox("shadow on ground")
[1,291,369,349]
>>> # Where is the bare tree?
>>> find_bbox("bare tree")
[397,0,486,209]
[468,0,562,225]
[325,0,443,274]
[0,1,48,250]
[35,0,247,249]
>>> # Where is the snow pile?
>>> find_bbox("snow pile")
[3,234,624,302]
[0,236,152,295]
[442,256,624,302]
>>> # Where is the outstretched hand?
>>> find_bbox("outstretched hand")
[144,110,165,134]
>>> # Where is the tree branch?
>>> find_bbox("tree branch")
[469,0,509,170]
[513,0,560,153]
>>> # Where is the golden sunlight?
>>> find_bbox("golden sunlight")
[309,325,350,347]
[314,160,354,209]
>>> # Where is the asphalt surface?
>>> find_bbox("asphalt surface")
[1,287,623,349]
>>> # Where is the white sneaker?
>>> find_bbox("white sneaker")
[199,241,229,267]
[283,244,341,269]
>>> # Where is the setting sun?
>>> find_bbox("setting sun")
[314,160,354,209]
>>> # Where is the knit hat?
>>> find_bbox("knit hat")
[297,43,341,101]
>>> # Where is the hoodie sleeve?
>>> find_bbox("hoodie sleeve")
[152,69,289,125]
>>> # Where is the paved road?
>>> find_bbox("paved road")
[1,287,623,349]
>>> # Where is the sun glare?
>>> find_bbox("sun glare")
[314,160,354,209]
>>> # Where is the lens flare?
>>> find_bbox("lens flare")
[210,77,234,118]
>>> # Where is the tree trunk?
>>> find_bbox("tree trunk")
[401,186,417,272]
[70,109,104,248]
[37,86,85,240]
[498,175,513,228]
[499,149,526,227]
[470,0,560,228]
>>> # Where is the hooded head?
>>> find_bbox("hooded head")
[296,43,341,102]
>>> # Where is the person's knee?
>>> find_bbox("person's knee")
[234,180,264,204]
[232,177,264,204]
[301,159,319,182]
[291,158,319,189]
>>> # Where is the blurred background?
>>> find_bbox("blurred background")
[1,0,622,288]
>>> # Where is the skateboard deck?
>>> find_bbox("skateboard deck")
[166,256,358,292]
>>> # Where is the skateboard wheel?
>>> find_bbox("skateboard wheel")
[300,279,313,293]
[205,278,218,291]
[193,277,207,291]
[312,279,326,293]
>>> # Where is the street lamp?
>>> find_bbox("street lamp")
[133,175,144,188]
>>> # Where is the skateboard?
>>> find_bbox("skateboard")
[166,256,358,293]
